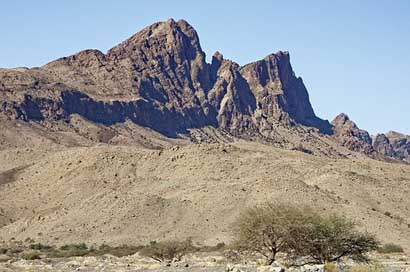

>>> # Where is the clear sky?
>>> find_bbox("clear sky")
[1,0,409,135]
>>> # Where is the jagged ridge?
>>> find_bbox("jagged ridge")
[0,18,331,138]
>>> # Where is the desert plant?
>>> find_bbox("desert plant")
[286,215,379,265]
[232,203,313,265]
[377,243,404,254]
[59,243,88,251]
[95,244,142,257]
[0,248,7,254]
[139,240,197,262]
[22,251,41,260]
[29,243,52,251]
[51,243,90,257]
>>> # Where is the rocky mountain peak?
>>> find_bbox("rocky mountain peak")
[107,18,204,62]
[332,113,374,154]
[332,113,356,128]
[373,131,410,161]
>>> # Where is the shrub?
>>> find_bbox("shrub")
[59,243,88,251]
[29,243,52,251]
[232,203,313,265]
[95,244,142,257]
[139,240,197,262]
[51,243,90,257]
[377,243,404,254]
[0,248,7,254]
[22,251,41,260]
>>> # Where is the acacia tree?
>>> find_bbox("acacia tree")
[232,203,379,266]
[286,214,379,265]
[232,203,311,265]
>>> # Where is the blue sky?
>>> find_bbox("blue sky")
[1,0,409,134]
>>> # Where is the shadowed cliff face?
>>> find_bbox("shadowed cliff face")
[0,19,332,139]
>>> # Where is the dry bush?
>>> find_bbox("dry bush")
[29,243,52,251]
[22,251,41,260]
[377,243,404,254]
[95,244,143,257]
[139,240,197,262]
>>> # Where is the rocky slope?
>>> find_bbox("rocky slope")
[0,142,410,250]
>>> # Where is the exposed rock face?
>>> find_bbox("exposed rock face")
[373,131,410,161]
[332,113,410,162]
[240,52,332,134]
[0,18,331,139]
[331,113,374,154]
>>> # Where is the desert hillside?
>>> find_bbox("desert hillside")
[1,132,409,250]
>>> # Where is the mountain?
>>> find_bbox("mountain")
[0,18,408,161]
[0,19,330,139]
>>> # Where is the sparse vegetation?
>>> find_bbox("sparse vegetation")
[377,243,404,254]
[29,243,52,251]
[22,251,41,260]
[94,244,142,257]
[139,240,197,262]
[50,243,90,258]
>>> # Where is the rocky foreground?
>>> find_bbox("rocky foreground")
[0,252,409,272]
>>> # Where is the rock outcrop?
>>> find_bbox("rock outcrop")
[373,131,410,161]
[331,113,374,154]
[332,113,410,162]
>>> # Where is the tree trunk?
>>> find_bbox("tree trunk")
[267,257,275,265]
